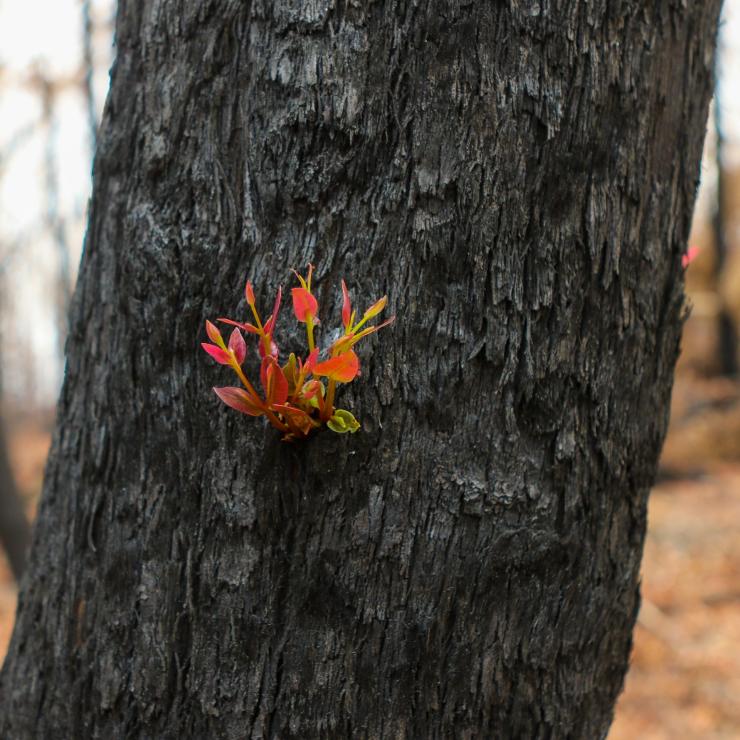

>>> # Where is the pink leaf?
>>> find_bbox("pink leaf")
[213,387,264,416]
[202,343,233,365]
[291,287,318,323]
[682,245,700,268]
[218,318,261,335]
[228,328,247,365]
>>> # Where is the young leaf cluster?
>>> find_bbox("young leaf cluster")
[201,265,394,441]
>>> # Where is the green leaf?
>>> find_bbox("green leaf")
[306,380,325,409]
[327,408,360,434]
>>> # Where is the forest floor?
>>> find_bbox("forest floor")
[610,467,740,739]
[1,380,739,738]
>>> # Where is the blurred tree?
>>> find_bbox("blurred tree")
[0,122,34,584]
[0,348,30,582]
[32,69,74,364]
[0,2,722,737]
[0,415,29,581]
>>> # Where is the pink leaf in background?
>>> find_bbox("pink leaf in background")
[682,245,700,268]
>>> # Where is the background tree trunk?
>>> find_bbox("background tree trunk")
[0,342,31,582]
[0,418,30,582]
[0,1,720,737]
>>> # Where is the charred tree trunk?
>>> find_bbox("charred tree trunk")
[0,2,720,737]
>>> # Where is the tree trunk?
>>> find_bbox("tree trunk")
[0,418,30,581]
[0,342,31,582]
[0,2,720,737]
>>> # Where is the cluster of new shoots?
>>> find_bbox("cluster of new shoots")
[202,265,394,441]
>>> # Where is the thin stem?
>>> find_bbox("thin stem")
[264,409,290,433]
[230,360,262,406]
[323,380,336,421]
[246,301,273,356]
[248,301,264,331]
[350,314,368,334]
[306,316,315,352]
[230,357,290,433]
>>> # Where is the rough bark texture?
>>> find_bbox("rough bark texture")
[0,1,720,738]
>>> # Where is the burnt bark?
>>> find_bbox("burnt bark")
[0,1,720,738]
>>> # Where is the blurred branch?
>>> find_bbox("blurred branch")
[0,295,31,583]
[81,0,98,158]
[0,235,28,275]
[37,75,73,362]
[0,121,39,165]
[0,122,42,271]
[0,1,116,406]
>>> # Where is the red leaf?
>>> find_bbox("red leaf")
[218,318,261,335]
[213,386,264,416]
[682,245,700,268]
[270,364,289,405]
[261,358,289,405]
[228,328,246,365]
[291,287,318,322]
[205,320,223,346]
[341,280,352,329]
[202,343,233,365]
[245,281,255,306]
[313,351,360,383]
[304,347,319,372]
